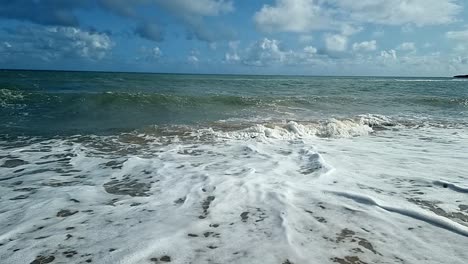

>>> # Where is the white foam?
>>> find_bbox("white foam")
[0,125,467,263]
[199,119,375,142]
[329,191,468,237]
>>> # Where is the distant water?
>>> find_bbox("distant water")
[1,70,467,264]
[1,70,467,135]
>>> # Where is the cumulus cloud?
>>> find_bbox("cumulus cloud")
[187,55,199,64]
[323,24,362,54]
[452,56,468,65]
[0,0,235,43]
[1,25,113,61]
[352,40,377,52]
[155,0,233,17]
[221,36,464,76]
[254,0,333,33]
[98,0,236,40]
[2,41,12,49]
[333,0,461,26]
[155,0,235,42]
[243,38,290,66]
[303,46,318,54]
[325,34,348,52]
[151,47,162,59]
[446,29,468,42]
[340,24,362,36]
[446,28,468,53]
[98,0,147,18]
[224,52,240,63]
[241,38,322,66]
[187,50,200,64]
[224,41,241,63]
[136,46,163,61]
[397,42,416,52]
[51,27,113,59]
[380,49,397,60]
[254,0,462,34]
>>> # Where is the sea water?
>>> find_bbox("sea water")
[0,71,467,263]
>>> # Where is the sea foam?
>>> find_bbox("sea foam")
[1,122,467,263]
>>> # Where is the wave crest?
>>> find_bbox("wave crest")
[192,118,383,141]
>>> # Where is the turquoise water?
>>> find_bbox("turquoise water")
[1,70,467,136]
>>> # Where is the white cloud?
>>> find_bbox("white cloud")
[243,38,290,66]
[228,41,240,50]
[44,27,113,60]
[3,42,12,48]
[446,29,468,42]
[254,0,333,33]
[254,0,462,35]
[397,42,416,52]
[380,49,397,60]
[3,26,114,61]
[152,47,162,58]
[224,52,240,63]
[224,40,241,63]
[220,37,464,76]
[187,55,199,63]
[340,24,362,36]
[136,46,163,61]
[155,0,235,42]
[156,0,234,17]
[452,56,468,65]
[103,0,235,42]
[447,28,468,53]
[187,49,200,64]
[303,46,318,54]
[352,40,377,52]
[241,38,321,66]
[333,0,461,26]
[325,34,348,52]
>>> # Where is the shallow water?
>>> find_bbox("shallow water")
[0,71,467,263]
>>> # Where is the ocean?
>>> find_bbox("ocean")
[0,70,467,264]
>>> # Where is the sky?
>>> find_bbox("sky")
[1,0,468,76]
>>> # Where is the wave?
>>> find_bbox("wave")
[215,120,374,139]
[1,86,466,137]
[129,115,399,144]
[0,113,458,144]
[410,97,468,107]
[1,89,467,109]
[0,88,25,107]
[0,89,265,108]
[393,79,453,82]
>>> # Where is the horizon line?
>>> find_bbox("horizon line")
[0,68,456,78]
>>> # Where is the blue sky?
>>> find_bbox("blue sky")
[1,0,468,76]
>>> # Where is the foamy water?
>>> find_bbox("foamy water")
[1,72,467,263]
[1,120,467,264]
